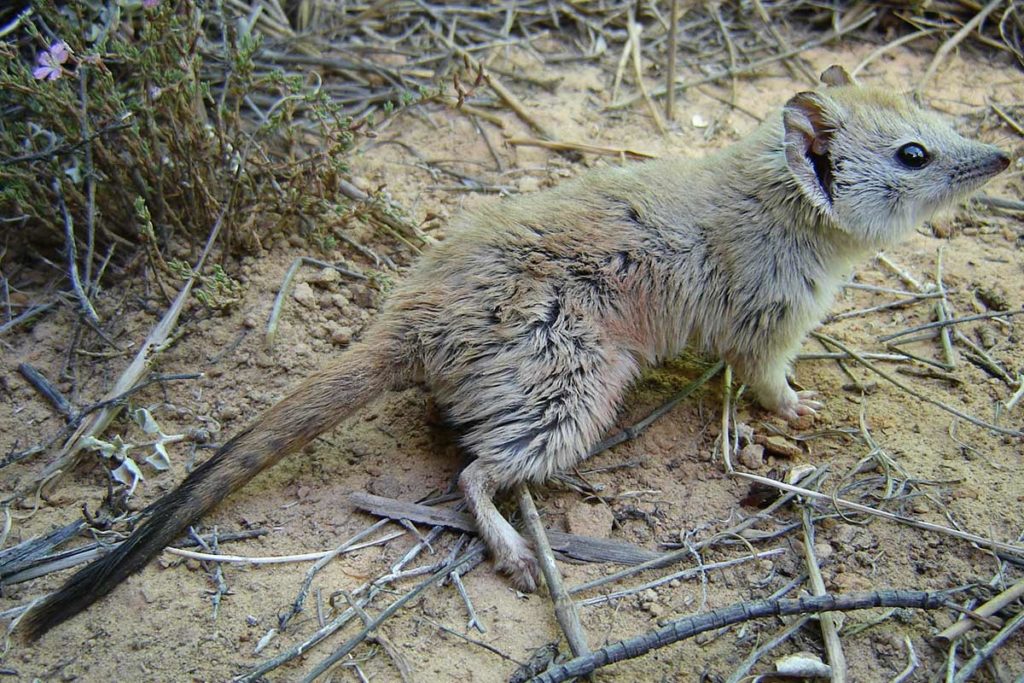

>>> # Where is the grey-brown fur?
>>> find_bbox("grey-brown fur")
[23,67,1009,635]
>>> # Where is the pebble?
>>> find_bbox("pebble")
[352,286,377,309]
[330,325,354,346]
[644,602,665,618]
[292,282,317,309]
[217,404,240,421]
[312,267,339,286]
[737,443,765,469]
[775,652,831,678]
[756,434,802,458]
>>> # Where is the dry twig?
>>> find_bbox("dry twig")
[813,332,1021,437]
[801,507,847,682]
[515,484,591,658]
[299,548,482,682]
[733,471,1024,562]
[935,577,1024,643]
[916,0,1005,98]
[535,590,954,682]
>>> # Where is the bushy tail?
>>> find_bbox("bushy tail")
[22,342,400,640]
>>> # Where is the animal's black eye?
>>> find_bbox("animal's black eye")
[896,143,930,169]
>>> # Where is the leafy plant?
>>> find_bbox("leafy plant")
[0,0,378,281]
[80,407,184,496]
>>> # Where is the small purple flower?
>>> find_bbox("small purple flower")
[33,41,70,81]
[143,0,160,7]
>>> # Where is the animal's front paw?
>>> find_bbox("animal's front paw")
[494,541,540,593]
[775,389,823,422]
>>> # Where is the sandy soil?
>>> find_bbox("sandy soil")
[2,41,1023,682]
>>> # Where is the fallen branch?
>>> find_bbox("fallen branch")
[350,492,663,565]
[533,590,954,682]
[801,507,847,682]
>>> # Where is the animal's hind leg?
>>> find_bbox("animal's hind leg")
[454,342,640,592]
[458,460,538,592]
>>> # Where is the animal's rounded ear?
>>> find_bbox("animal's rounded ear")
[820,65,855,87]
[782,92,837,218]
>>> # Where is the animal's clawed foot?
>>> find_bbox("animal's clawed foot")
[776,389,823,422]
[494,540,540,593]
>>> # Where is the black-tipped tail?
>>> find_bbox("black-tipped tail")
[20,451,234,640]
[21,341,400,640]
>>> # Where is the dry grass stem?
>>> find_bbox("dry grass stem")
[876,253,926,291]
[627,9,667,134]
[801,507,847,682]
[796,351,908,363]
[880,309,1024,344]
[665,0,679,119]
[580,548,784,608]
[813,332,1021,437]
[891,635,919,683]
[934,248,957,369]
[266,256,367,350]
[299,549,481,682]
[506,136,657,159]
[950,608,1024,683]
[588,361,723,458]
[724,615,812,683]
[720,364,734,472]
[164,530,404,565]
[279,518,391,631]
[733,471,1024,561]
[515,484,591,658]
[852,29,938,77]
[571,468,825,595]
[935,577,1024,643]
[916,0,1005,98]
[607,10,876,110]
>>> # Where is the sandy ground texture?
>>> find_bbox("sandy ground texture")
[2,42,1024,682]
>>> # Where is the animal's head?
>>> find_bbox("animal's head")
[782,65,1010,244]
